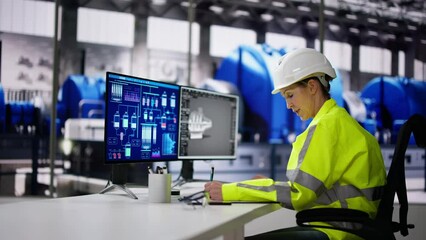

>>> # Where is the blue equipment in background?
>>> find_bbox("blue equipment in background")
[0,83,5,133]
[215,44,291,142]
[214,44,345,143]
[57,75,106,129]
[3,99,41,135]
[0,82,39,135]
[9,101,34,125]
[360,76,426,143]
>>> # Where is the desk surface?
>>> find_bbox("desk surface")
[0,187,281,240]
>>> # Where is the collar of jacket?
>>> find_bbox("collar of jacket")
[309,98,337,127]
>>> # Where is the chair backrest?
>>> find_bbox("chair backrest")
[375,114,426,237]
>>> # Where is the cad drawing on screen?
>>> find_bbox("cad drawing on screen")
[188,107,212,139]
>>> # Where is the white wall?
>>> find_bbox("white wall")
[0,33,53,92]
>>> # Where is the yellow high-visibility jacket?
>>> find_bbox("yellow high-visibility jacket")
[222,99,387,240]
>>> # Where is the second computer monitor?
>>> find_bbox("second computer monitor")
[178,87,239,160]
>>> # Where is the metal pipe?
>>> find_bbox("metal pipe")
[319,0,325,53]
[49,0,61,197]
[187,0,194,86]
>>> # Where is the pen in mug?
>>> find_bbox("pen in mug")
[210,166,215,182]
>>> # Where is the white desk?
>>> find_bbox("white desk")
[0,187,281,240]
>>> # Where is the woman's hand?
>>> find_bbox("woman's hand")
[204,181,223,201]
[252,174,268,179]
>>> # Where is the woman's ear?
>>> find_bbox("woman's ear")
[307,79,319,94]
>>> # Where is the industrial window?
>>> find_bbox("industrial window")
[209,25,256,58]
[398,50,405,77]
[360,45,391,75]
[77,7,135,48]
[265,32,307,52]
[147,16,200,55]
[414,59,425,80]
[315,40,352,71]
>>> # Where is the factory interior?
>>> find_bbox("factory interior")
[0,0,425,239]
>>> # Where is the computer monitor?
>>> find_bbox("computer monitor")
[178,87,239,159]
[102,72,180,198]
[178,86,239,180]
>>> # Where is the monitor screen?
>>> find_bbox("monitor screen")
[178,87,239,159]
[105,72,180,163]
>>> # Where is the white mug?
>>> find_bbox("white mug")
[148,174,172,203]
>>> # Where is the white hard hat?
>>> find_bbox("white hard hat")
[271,48,336,94]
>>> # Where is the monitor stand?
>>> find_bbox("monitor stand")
[172,160,196,188]
[181,160,194,182]
[99,164,138,199]
[175,160,213,188]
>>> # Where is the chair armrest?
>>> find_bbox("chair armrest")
[296,208,386,239]
[296,208,371,226]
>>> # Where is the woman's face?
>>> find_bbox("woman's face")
[280,81,315,121]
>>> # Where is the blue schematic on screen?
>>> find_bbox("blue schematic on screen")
[105,73,180,163]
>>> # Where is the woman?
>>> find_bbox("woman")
[204,48,386,240]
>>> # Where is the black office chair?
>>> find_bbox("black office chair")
[296,114,426,240]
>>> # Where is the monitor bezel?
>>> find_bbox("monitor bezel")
[177,86,239,160]
[104,71,181,164]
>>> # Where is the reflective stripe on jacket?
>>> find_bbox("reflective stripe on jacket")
[222,99,387,240]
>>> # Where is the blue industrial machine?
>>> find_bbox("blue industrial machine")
[0,83,5,133]
[214,44,344,143]
[360,76,426,143]
[0,82,39,135]
[215,44,291,143]
[6,101,35,133]
[57,75,106,130]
